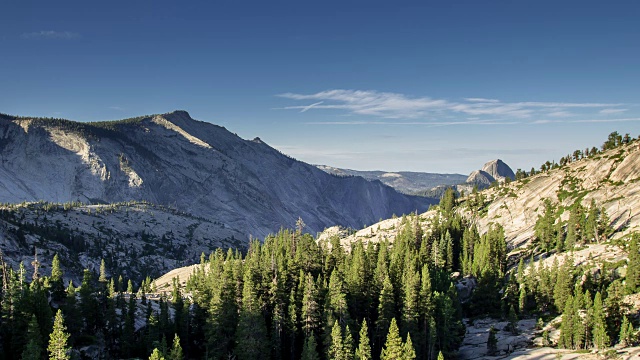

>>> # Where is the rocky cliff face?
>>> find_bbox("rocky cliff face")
[465,159,515,186]
[0,111,432,240]
[481,159,515,181]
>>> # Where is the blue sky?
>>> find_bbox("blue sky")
[1,1,639,174]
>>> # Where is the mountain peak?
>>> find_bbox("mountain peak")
[162,110,193,120]
[481,159,515,180]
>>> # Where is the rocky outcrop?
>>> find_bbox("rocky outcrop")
[458,318,536,360]
[481,159,515,181]
[466,170,496,187]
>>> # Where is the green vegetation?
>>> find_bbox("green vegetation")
[533,198,612,253]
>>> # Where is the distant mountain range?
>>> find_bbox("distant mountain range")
[315,165,468,195]
[319,160,515,199]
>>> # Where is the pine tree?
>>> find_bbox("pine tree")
[381,318,403,360]
[302,273,321,337]
[79,268,98,333]
[355,320,372,360]
[48,310,70,360]
[50,253,65,302]
[401,269,420,340]
[582,290,594,349]
[301,333,320,360]
[626,234,639,293]
[534,199,556,252]
[559,295,574,349]
[328,320,346,360]
[518,286,527,313]
[327,269,350,327]
[99,258,107,283]
[553,256,573,312]
[508,305,519,335]
[437,351,445,360]
[572,296,585,349]
[592,292,610,350]
[375,273,395,349]
[403,333,416,360]
[168,334,183,360]
[207,260,238,359]
[21,315,43,360]
[619,316,632,347]
[486,326,498,356]
[149,348,165,360]
[235,271,269,360]
[344,325,354,360]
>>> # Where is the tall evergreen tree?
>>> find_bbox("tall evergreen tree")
[380,318,403,360]
[534,199,557,252]
[21,315,43,360]
[168,334,183,360]
[486,326,498,356]
[79,269,98,333]
[301,333,320,360]
[401,269,420,341]
[328,320,346,360]
[559,295,574,349]
[235,271,269,360]
[302,273,321,337]
[618,316,634,347]
[148,348,165,360]
[375,273,395,351]
[355,320,371,360]
[48,310,70,360]
[403,334,416,360]
[344,325,354,360]
[592,292,610,350]
[572,296,585,349]
[626,234,640,293]
[50,254,65,302]
[553,256,573,312]
[507,305,519,335]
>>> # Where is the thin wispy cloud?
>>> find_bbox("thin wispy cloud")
[600,108,627,114]
[300,101,324,113]
[20,30,81,40]
[571,117,640,123]
[532,117,640,125]
[279,90,448,119]
[278,89,627,125]
[547,111,574,118]
[305,119,519,127]
[464,98,500,103]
